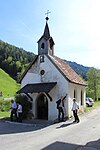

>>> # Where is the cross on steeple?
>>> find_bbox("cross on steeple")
[38,11,55,56]
[45,10,51,21]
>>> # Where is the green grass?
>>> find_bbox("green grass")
[0,111,10,117]
[0,111,10,121]
[0,68,20,98]
[94,100,100,106]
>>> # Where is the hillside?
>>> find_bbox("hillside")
[66,61,90,79]
[0,40,35,81]
[0,68,20,98]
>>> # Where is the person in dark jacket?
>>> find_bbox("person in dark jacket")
[56,94,67,122]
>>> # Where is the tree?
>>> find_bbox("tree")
[87,67,100,100]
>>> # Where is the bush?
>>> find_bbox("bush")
[15,94,32,119]
[0,100,11,111]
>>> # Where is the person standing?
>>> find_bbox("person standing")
[72,98,80,123]
[17,102,23,123]
[10,100,17,121]
[56,94,67,122]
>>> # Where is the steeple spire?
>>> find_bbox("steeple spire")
[43,10,51,39]
[43,22,50,39]
[37,11,55,56]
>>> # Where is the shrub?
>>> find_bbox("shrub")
[15,94,32,119]
[0,100,11,111]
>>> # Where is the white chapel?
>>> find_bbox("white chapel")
[17,16,86,121]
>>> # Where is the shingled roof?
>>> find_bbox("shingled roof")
[47,55,86,86]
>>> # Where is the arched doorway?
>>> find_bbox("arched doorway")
[37,94,48,120]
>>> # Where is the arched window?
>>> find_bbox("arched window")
[41,43,45,49]
[81,90,83,105]
[74,90,76,99]
[40,55,44,63]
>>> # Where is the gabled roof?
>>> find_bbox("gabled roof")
[19,54,86,86]
[47,55,86,86]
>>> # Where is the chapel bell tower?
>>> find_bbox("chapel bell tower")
[37,15,55,56]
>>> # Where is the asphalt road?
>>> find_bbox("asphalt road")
[0,106,100,150]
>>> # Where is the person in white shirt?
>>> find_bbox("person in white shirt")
[10,100,17,121]
[17,102,23,122]
[72,98,80,123]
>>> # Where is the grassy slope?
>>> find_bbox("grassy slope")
[0,68,20,98]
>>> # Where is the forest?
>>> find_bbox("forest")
[0,40,35,81]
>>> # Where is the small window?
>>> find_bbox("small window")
[74,90,76,99]
[41,43,45,49]
[40,55,44,63]
[81,91,83,105]
[40,70,45,75]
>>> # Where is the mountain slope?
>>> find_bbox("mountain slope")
[0,68,20,98]
[0,40,35,81]
[65,60,90,79]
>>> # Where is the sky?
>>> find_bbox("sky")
[0,0,100,69]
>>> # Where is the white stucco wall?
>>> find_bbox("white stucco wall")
[68,82,86,117]
[21,55,69,120]
[37,55,69,120]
